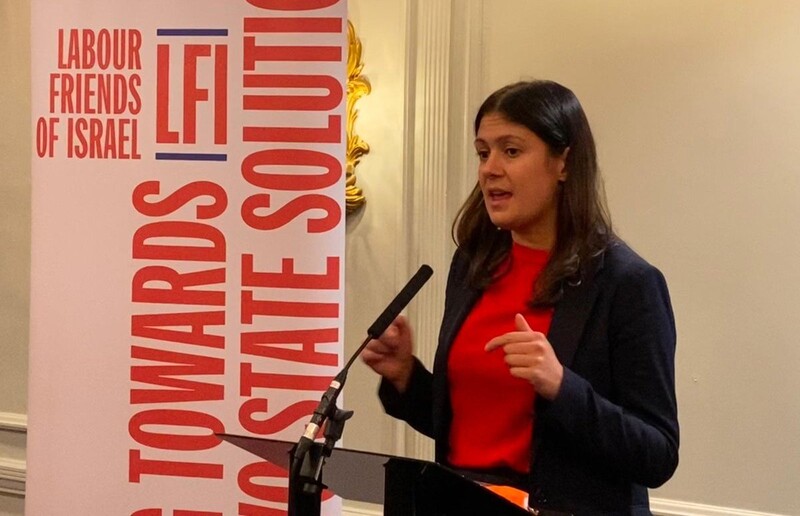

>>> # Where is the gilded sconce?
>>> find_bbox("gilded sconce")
[346,20,370,214]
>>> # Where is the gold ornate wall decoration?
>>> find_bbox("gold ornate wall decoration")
[346,20,370,214]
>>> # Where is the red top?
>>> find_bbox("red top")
[447,243,554,474]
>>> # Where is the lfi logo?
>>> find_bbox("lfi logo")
[155,29,228,161]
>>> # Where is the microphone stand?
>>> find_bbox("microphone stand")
[288,265,433,516]
[287,338,365,516]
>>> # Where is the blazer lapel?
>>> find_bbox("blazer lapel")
[547,253,606,368]
[438,286,481,353]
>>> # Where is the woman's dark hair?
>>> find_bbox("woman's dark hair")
[452,80,613,306]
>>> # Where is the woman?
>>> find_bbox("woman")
[362,80,679,515]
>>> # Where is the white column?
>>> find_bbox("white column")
[400,0,483,461]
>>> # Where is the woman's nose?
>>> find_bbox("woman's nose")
[479,151,501,178]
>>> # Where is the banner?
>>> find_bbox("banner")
[28,1,347,514]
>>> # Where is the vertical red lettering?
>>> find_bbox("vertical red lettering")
[241,148,342,191]
[214,45,228,145]
[183,45,211,144]
[243,74,342,111]
[241,255,339,289]
[132,221,226,262]
[240,329,338,366]
[132,181,228,220]
[238,398,317,435]
[240,194,341,233]
[130,345,224,404]
[245,0,340,10]
[241,290,338,322]
[240,364,332,395]
[243,17,341,34]
[132,266,225,306]
[244,38,340,71]
[156,44,178,143]
[129,449,223,482]
[129,409,223,451]
[243,115,341,143]
[237,461,288,504]
[131,311,225,349]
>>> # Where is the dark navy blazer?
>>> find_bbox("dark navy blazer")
[379,241,679,515]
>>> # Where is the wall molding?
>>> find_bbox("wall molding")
[403,0,453,463]
[0,467,790,516]
[445,0,484,208]
[0,412,27,433]
[651,497,789,516]
[0,412,28,498]
[400,0,484,465]
[340,498,789,516]
[0,457,26,497]
[342,504,381,516]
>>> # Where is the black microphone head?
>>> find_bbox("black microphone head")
[366,265,433,338]
[417,264,433,281]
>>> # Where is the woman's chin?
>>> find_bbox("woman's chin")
[487,215,511,231]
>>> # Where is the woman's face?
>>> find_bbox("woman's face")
[475,113,567,249]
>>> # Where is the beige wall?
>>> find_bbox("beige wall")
[0,0,30,513]
[341,0,410,456]
[346,1,800,514]
[0,1,31,416]
[481,1,800,514]
[4,1,800,515]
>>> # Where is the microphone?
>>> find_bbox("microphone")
[367,264,434,339]
[294,264,434,456]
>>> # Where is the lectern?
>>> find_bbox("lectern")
[219,433,535,515]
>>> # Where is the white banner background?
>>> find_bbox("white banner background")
[28,1,347,514]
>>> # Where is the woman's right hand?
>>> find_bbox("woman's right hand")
[361,315,415,393]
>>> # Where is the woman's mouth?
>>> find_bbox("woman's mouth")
[486,189,512,205]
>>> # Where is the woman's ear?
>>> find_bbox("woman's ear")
[557,147,570,182]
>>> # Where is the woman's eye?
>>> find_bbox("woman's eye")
[505,148,520,157]
[476,150,489,160]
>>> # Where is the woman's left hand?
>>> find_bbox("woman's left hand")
[485,313,564,400]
